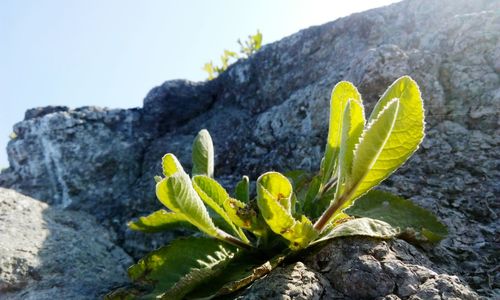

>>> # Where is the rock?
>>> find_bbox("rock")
[305,237,478,300]
[0,0,499,297]
[0,188,132,299]
[240,237,478,299]
[237,262,336,300]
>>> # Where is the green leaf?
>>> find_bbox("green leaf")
[186,253,285,299]
[192,129,215,177]
[191,175,242,236]
[314,217,398,244]
[162,153,183,177]
[348,76,424,202]
[257,171,293,213]
[223,198,253,229]
[256,172,317,249]
[335,99,366,200]
[128,237,235,300]
[345,190,447,243]
[234,175,250,203]
[302,175,321,218]
[156,172,218,237]
[128,210,195,233]
[331,98,400,214]
[322,81,363,185]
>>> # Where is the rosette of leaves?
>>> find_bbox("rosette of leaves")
[107,76,447,299]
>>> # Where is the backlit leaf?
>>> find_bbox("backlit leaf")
[156,172,218,237]
[192,129,214,177]
[128,210,195,233]
[348,76,424,203]
[322,81,363,185]
[162,153,183,177]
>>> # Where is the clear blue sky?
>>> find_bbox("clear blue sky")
[0,0,399,167]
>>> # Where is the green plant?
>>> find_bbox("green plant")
[107,76,447,299]
[203,30,262,80]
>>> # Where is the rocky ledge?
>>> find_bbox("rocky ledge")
[0,0,498,298]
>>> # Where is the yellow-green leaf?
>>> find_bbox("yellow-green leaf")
[128,210,195,233]
[322,81,363,185]
[334,99,366,200]
[162,153,183,177]
[192,175,248,241]
[337,99,400,213]
[156,172,217,237]
[256,172,316,249]
[345,76,425,208]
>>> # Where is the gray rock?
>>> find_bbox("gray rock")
[237,262,336,300]
[240,237,478,299]
[0,188,132,299]
[0,0,499,297]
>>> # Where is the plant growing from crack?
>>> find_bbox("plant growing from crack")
[107,76,447,299]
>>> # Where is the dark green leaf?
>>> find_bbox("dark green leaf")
[345,190,447,242]
[128,237,235,300]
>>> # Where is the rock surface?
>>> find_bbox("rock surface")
[239,237,479,300]
[0,0,499,297]
[0,188,132,299]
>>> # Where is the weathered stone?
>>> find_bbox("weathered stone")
[237,262,337,300]
[304,237,479,300]
[0,188,132,299]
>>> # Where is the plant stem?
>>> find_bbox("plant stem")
[216,229,254,251]
[313,194,345,232]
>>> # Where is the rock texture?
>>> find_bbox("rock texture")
[0,188,132,299]
[239,237,479,300]
[0,0,498,298]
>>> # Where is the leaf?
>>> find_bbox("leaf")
[156,172,218,237]
[314,217,398,244]
[162,153,183,177]
[348,76,424,203]
[185,253,284,300]
[192,175,242,237]
[128,210,195,233]
[332,98,400,214]
[186,253,285,299]
[335,99,366,199]
[256,172,317,249]
[322,81,363,185]
[257,171,293,213]
[234,175,250,203]
[302,175,321,218]
[128,237,235,300]
[345,190,447,243]
[192,129,215,177]
[223,198,254,229]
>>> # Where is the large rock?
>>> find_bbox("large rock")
[238,237,479,299]
[0,188,132,299]
[238,238,479,300]
[0,0,498,297]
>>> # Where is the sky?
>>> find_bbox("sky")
[0,0,400,167]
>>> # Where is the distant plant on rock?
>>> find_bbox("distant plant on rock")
[106,76,447,299]
[203,30,262,80]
